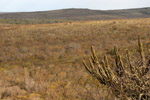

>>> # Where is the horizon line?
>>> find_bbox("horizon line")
[0,6,149,13]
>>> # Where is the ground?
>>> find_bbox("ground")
[0,18,150,99]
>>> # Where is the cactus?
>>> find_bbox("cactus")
[83,35,150,100]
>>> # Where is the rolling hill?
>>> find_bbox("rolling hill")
[0,7,150,24]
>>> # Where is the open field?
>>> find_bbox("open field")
[0,18,150,99]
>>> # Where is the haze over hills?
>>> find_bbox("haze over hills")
[0,7,150,24]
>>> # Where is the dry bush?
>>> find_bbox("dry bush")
[83,35,150,100]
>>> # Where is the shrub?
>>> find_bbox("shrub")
[83,35,150,100]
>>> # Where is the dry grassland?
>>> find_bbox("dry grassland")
[0,18,150,99]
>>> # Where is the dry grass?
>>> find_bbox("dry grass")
[83,35,150,99]
[0,18,150,99]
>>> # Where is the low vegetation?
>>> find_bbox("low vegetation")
[0,18,150,99]
[0,8,150,24]
[83,35,150,99]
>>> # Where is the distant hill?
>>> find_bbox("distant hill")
[0,13,6,14]
[0,7,150,24]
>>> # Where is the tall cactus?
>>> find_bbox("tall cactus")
[83,35,150,100]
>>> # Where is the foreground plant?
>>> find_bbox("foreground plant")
[83,35,150,100]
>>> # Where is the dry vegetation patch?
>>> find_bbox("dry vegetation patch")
[0,18,150,99]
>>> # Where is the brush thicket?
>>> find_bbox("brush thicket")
[83,35,150,100]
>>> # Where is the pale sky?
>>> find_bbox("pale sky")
[0,0,150,12]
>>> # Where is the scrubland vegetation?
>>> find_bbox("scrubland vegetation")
[0,8,150,24]
[0,18,150,99]
[83,35,150,99]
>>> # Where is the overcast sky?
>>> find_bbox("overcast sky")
[0,0,150,12]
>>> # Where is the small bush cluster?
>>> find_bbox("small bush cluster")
[83,35,150,100]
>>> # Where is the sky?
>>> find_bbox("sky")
[0,0,150,12]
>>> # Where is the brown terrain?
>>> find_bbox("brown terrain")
[0,8,150,100]
[0,7,150,24]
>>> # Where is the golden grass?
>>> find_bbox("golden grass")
[0,18,150,99]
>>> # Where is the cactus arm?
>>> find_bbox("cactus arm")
[83,60,92,74]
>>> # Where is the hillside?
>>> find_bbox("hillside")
[0,7,150,24]
[0,18,150,99]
